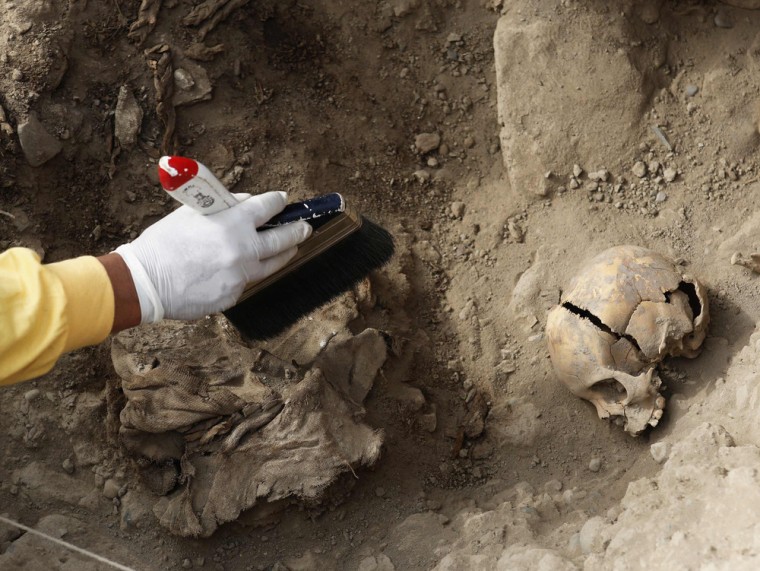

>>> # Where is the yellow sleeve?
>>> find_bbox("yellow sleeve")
[0,248,115,386]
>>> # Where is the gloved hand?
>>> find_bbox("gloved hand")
[115,191,311,323]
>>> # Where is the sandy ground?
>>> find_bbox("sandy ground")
[3,0,760,569]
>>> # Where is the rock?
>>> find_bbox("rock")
[182,558,193,569]
[573,164,584,178]
[24,388,40,401]
[115,86,143,147]
[174,68,195,91]
[450,201,465,218]
[17,115,62,167]
[463,135,475,148]
[579,516,608,554]
[461,393,488,439]
[650,441,670,464]
[494,12,653,198]
[427,157,439,168]
[415,132,441,154]
[11,69,24,81]
[663,167,677,182]
[589,169,609,182]
[632,161,647,178]
[685,85,699,97]
[589,458,601,472]
[655,191,668,203]
[172,56,213,106]
[103,479,120,499]
[62,458,75,474]
[375,487,386,498]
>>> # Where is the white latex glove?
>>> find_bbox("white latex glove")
[115,192,312,323]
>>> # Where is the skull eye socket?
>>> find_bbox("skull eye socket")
[677,281,703,320]
[590,379,627,403]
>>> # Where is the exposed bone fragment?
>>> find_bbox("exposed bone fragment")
[731,252,760,273]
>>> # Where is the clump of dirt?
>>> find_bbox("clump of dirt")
[5,0,760,569]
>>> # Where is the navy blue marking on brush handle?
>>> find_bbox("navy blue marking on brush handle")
[260,193,346,230]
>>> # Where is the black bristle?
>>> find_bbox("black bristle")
[223,217,394,340]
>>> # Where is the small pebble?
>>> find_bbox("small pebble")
[24,389,40,402]
[650,442,670,464]
[463,136,475,148]
[663,167,677,183]
[655,191,667,203]
[173,68,195,90]
[588,458,601,472]
[182,558,193,569]
[427,157,439,168]
[415,132,441,154]
[11,69,23,81]
[103,479,120,499]
[450,201,465,218]
[573,164,584,178]
[632,161,647,178]
[685,85,699,97]
[62,458,75,474]
[375,487,386,498]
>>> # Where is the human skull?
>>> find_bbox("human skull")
[546,245,709,435]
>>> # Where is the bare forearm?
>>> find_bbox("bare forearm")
[97,253,141,333]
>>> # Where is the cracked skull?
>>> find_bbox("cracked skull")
[546,245,709,435]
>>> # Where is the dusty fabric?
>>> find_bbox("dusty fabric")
[112,289,387,537]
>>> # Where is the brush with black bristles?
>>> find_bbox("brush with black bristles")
[157,155,394,340]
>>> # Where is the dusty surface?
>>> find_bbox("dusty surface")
[4,0,760,569]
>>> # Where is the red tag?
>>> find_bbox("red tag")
[158,156,199,191]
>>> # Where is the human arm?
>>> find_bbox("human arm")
[0,191,311,386]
